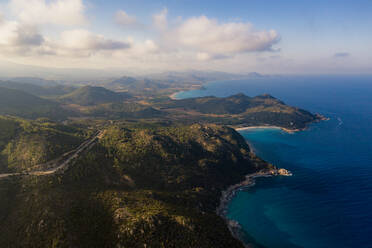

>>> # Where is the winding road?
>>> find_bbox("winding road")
[0,130,104,180]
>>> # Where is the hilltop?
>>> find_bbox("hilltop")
[59,86,132,106]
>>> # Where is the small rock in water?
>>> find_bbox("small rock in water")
[278,168,292,176]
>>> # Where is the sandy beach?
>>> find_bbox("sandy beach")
[235,125,302,134]
[169,92,180,100]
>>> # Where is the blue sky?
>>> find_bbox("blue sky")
[0,0,371,76]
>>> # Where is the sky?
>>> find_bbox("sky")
[0,0,371,77]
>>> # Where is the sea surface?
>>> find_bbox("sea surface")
[175,75,372,248]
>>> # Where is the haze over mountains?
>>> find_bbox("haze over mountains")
[0,69,264,84]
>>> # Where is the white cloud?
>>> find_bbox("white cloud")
[135,39,159,54]
[0,4,284,73]
[196,52,231,61]
[115,10,142,29]
[153,8,168,31]
[9,0,86,26]
[0,20,130,57]
[196,52,210,61]
[168,16,280,56]
[0,19,46,55]
[58,29,130,56]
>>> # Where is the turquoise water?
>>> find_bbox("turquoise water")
[176,76,372,248]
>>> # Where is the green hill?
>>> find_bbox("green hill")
[0,123,272,247]
[0,81,76,97]
[0,116,84,173]
[59,86,132,106]
[0,86,70,119]
[159,93,320,130]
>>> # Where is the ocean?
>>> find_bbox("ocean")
[175,75,372,248]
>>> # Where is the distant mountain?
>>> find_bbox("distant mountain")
[0,81,76,97]
[245,72,265,78]
[0,87,69,119]
[104,76,168,92]
[59,86,132,106]
[160,93,283,114]
[0,60,127,80]
[105,71,258,96]
[9,77,59,86]
[158,93,319,130]
[147,70,247,83]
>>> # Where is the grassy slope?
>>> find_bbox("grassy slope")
[0,123,272,248]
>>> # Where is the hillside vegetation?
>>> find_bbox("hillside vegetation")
[158,93,320,129]
[0,123,272,248]
[0,116,84,173]
[83,102,166,119]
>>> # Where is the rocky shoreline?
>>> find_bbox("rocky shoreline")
[217,168,292,247]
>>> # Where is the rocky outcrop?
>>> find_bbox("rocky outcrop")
[277,168,293,176]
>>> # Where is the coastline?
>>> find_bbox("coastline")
[218,126,294,247]
[233,113,329,133]
[169,92,180,100]
[168,89,328,135]
[217,168,292,248]
[234,125,302,134]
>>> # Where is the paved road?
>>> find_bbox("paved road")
[0,130,104,180]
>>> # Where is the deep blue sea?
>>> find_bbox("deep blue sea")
[175,75,372,248]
